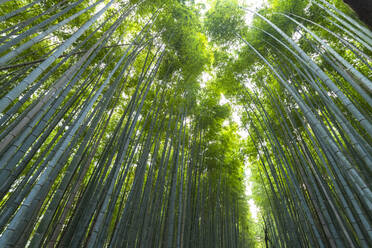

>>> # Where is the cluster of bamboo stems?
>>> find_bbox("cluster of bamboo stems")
[0,1,244,247]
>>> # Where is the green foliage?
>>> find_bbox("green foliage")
[157,2,213,80]
[205,0,245,44]
[1,0,371,247]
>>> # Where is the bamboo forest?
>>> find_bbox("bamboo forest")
[0,0,371,247]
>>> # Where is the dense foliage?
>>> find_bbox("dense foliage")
[0,0,371,247]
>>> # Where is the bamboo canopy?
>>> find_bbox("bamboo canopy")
[0,0,371,247]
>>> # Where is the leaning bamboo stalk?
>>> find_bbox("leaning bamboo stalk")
[0,0,114,113]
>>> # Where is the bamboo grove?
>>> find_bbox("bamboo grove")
[0,0,371,247]
[205,0,372,247]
